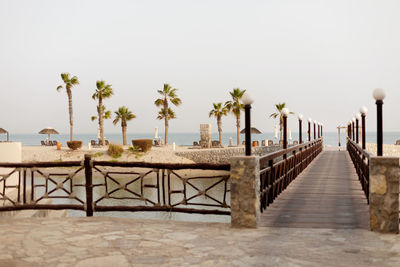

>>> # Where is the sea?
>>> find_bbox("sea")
[4,132,400,147]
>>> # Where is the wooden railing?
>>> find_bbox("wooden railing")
[347,138,372,202]
[0,156,230,216]
[258,138,323,212]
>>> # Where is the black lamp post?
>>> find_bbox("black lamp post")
[373,88,386,156]
[321,123,323,137]
[352,118,355,141]
[355,113,361,144]
[242,92,254,156]
[282,108,289,151]
[360,106,368,150]
[298,114,303,144]
[308,118,311,142]
[313,120,316,140]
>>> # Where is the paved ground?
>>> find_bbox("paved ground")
[260,150,369,229]
[0,217,399,266]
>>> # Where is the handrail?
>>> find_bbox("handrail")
[0,156,231,216]
[260,138,322,166]
[259,138,323,213]
[346,138,370,202]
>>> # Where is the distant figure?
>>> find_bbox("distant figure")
[395,140,400,145]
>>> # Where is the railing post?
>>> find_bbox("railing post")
[230,156,260,228]
[84,154,93,217]
[369,156,399,233]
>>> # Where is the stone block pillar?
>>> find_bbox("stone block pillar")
[230,156,260,228]
[369,156,400,234]
[200,124,211,148]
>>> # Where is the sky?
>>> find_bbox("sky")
[0,0,400,135]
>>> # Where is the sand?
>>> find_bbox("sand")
[365,143,400,157]
[22,145,195,163]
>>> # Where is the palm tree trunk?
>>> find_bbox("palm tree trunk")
[164,99,168,145]
[67,89,73,141]
[122,125,127,145]
[99,97,105,146]
[217,117,222,146]
[236,115,240,145]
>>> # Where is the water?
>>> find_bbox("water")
[5,132,400,147]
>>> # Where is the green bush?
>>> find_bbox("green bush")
[67,141,82,150]
[132,139,152,152]
[108,143,123,158]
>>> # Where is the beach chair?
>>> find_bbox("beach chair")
[105,140,109,145]
[268,140,273,146]
[52,140,57,146]
[154,140,160,146]
[193,141,199,146]
[396,140,400,145]
[212,140,220,147]
[91,140,96,146]
[41,141,46,146]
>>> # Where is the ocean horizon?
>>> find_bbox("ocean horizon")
[4,132,400,147]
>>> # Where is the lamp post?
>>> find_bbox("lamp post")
[321,123,323,137]
[282,108,289,150]
[313,120,316,140]
[352,117,355,141]
[348,121,352,139]
[360,106,368,150]
[308,118,311,142]
[355,113,361,144]
[373,88,386,156]
[242,92,254,156]
[298,114,303,144]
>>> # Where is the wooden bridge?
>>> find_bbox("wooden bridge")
[258,144,370,229]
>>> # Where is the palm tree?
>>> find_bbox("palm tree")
[225,88,246,145]
[269,103,294,141]
[113,106,136,145]
[91,105,111,122]
[56,73,79,141]
[92,80,114,145]
[209,102,228,146]
[154,84,182,145]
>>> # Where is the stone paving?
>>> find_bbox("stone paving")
[0,217,399,266]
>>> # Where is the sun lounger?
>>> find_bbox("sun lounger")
[212,140,220,147]
[52,140,57,146]
[396,140,400,145]
[91,140,97,146]
[41,141,46,146]
[193,141,199,146]
[268,140,273,146]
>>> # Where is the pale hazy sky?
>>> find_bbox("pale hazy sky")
[1,0,399,135]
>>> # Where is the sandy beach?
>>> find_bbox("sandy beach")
[22,145,195,163]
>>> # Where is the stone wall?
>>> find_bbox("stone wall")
[230,156,260,228]
[369,156,400,234]
[176,145,282,164]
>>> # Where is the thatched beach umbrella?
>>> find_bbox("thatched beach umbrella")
[39,127,59,141]
[240,127,262,134]
[0,128,9,141]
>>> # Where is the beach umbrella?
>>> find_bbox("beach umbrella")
[38,127,59,140]
[0,128,9,141]
[240,127,262,134]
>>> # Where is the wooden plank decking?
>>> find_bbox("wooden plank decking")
[260,150,370,229]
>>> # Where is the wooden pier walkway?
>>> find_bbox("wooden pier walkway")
[260,149,370,229]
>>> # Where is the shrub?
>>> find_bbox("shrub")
[108,143,123,158]
[132,139,152,152]
[67,141,82,150]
